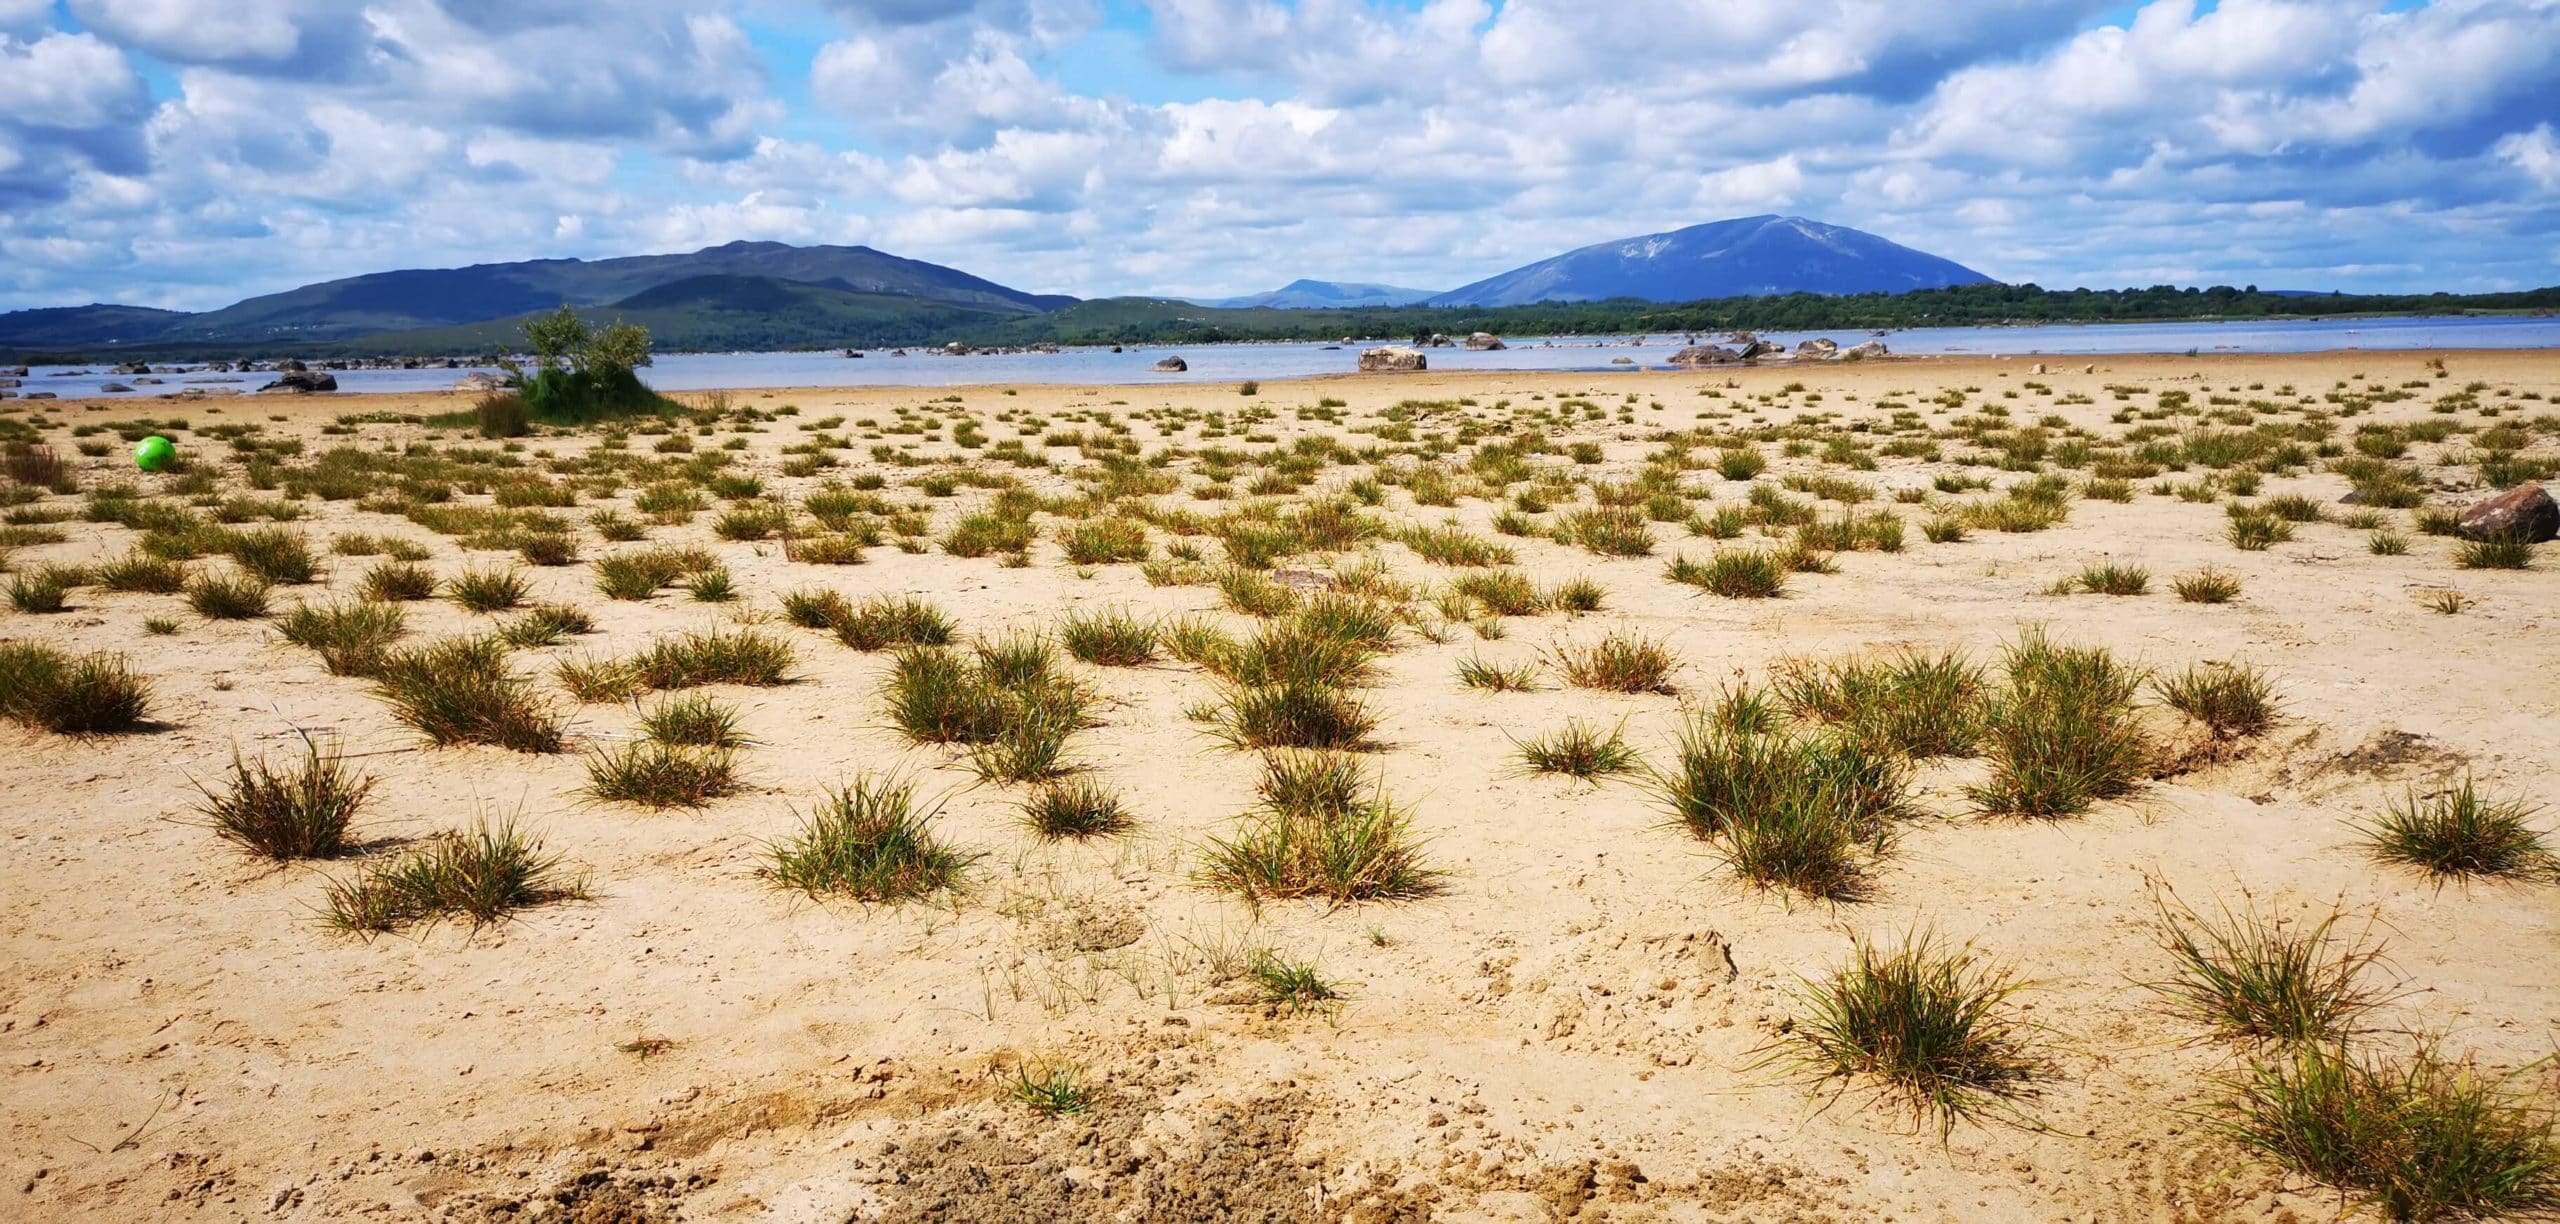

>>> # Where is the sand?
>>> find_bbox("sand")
[3,349,2556,1222]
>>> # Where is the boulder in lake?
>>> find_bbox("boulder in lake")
[1668,344,1739,366]
[1359,346,1427,372]
[99,382,134,393]
[113,361,152,375]
[1153,356,1188,372]
[1845,340,1889,360]
[1735,339,1778,359]
[260,370,338,394]
[24,391,55,400]
[1465,332,1506,351]
[454,372,504,394]
[2457,482,2557,543]
[1796,338,1839,360]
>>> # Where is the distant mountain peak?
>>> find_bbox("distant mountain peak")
[1430,215,1991,307]
[1199,278,1440,309]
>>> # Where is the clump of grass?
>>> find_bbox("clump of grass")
[882,642,1092,782]
[594,547,710,600]
[1512,718,1640,781]
[2215,1041,2560,1223]
[1059,607,1158,665]
[446,566,530,613]
[836,595,957,651]
[1774,649,1989,759]
[582,741,739,808]
[1247,949,1344,1015]
[497,602,592,649]
[2174,568,2243,603]
[1555,506,1655,557]
[361,560,437,602]
[95,552,188,594]
[1009,1062,1100,1116]
[2157,661,2280,740]
[1649,714,1905,901]
[2359,776,2556,882]
[1447,569,1543,617]
[764,774,977,902]
[223,527,320,584]
[1210,680,1378,752]
[2455,534,2536,570]
[1546,576,1606,612]
[1200,751,1440,904]
[1457,654,1536,692]
[2075,562,2150,596]
[2228,510,2295,551]
[639,694,746,748]
[2149,895,2389,1047]
[1022,777,1132,839]
[0,641,154,734]
[629,628,796,690]
[1971,630,2151,819]
[1553,631,1677,694]
[185,571,271,620]
[2368,529,2412,557]
[780,588,851,629]
[555,654,644,703]
[1782,933,2047,1135]
[324,816,587,936]
[193,734,372,860]
[6,567,73,613]
[1666,549,1787,599]
[371,636,565,752]
[277,599,406,676]
[2420,589,2470,615]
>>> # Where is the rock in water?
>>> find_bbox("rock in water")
[260,370,338,394]
[1465,332,1506,351]
[454,372,504,393]
[1152,356,1188,372]
[1795,338,1839,360]
[1359,346,1427,372]
[1845,340,1890,359]
[2458,483,2557,543]
[1668,345,1739,366]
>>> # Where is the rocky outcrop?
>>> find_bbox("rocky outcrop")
[1152,356,1188,372]
[1359,346,1427,372]
[1735,339,1778,359]
[1465,332,1506,351]
[1844,340,1889,360]
[113,361,153,375]
[98,382,134,393]
[2458,483,2557,543]
[1669,345,1740,366]
[1795,338,1839,359]
[260,370,339,394]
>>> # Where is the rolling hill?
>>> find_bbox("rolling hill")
[1199,279,1439,309]
[1428,215,1994,307]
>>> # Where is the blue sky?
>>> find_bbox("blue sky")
[1,0,2555,311]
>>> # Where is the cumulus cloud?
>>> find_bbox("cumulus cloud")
[3,0,2557,311]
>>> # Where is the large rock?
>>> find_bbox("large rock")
[99,382,134,393]
[1358,346,1427,372]
[1844,340,1889,360]
[2458,483,2557,543]
[1669,344,1739,366]
[1465,332,1506,351]
[1735,339,1778,359]
[1795,338,1839,359]
[113,361,153,375]
[260,370,339,394]
[454,372,505,394]
[1152,356,1188,372]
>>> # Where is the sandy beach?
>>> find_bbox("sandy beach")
[3,348,2556,1222]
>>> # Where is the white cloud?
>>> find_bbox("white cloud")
[2496,123,2560,188]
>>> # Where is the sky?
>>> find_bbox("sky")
[1,0,2556,312]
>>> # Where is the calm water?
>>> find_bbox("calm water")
[10,314,2555,402]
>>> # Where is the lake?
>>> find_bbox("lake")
[9,313,2556,402]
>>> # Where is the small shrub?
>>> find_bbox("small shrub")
[765,774,977,902]
[1784,933,2047,1135]
[1554,631,1677,694]
[2360,776,2556,882]
[0,641,154,734]
[194,735,372,860]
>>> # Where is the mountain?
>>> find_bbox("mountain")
[363,275,1035,355]
[0,304,194,349]
[1428,215,1993,307]
[1201,279,1439,309]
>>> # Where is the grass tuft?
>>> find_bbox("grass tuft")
[2359,776,2556,883]
[324,816,586,936]
[582,741,740,809]
[765,774,977,902]
[1783,932,2047,1135]
[372,636,565,752]
[1200,751,1440,904]
[0,641,154,734]
[277,598,407,676]
[1512,718,1640,781]
[1553,631,1678,694]
[1022,777,1133,839]
[194,734,371,860]
[2148,894,2389,1047]
[2156,661,2280,740]
[1970,630,2150,819]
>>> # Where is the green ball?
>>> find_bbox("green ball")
[134,435,176,472]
